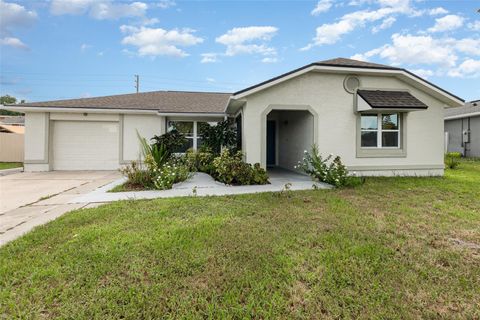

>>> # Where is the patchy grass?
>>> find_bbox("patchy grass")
[0,162,22,170]
[1,160,479,319]
[108,182,155,192]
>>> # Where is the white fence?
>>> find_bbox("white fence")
[0,132,24,162]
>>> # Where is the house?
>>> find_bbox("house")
[0,116,25,162]
[1,58,464,176]
[444,100,480,157]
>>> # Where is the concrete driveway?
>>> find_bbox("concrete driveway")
[0,171,121,246]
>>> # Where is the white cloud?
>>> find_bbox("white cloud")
[50,0,148,20]
[371,16,396,33]
[354,33,458,67]
[0,37,28,50]
[410,68,434,79]
[262,57,278,63]
[428,7,448,16]
[448,59,480,78]
[427,15,464,33]
[120,25,203,57]
[303,0,416,49]
[156,0,176,9]
[311,0,333,16]
[206,77,215,83]
[0,0,37,34]
[50,0,94,15]
[201,53,218,63]
[352,33,480,79]
[0,1,36,50]
[216,26,278,57]
[469,21,480,31]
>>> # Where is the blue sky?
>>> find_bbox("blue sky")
[0,0,479,102]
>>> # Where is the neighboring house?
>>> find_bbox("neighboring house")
[0,115,25,126]
[444,100,480,157]
[0,117,25,162]
[1,58,464,176]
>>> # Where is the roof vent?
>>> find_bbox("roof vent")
[344,75,360,94]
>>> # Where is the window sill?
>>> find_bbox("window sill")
[356,148,406,158]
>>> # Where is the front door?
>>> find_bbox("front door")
[267,120,276,166]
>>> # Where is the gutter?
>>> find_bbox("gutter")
[445,111,480,120]
[157,112,226,117]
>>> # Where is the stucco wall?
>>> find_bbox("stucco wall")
[24,112,49,163]
[122,114,165,162]
[241,71,447,175]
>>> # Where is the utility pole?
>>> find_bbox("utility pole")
[134,74,139,93]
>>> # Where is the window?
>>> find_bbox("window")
[361,113,400,148]
[167,120,217,152]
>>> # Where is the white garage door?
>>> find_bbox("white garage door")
[52,121,119,170]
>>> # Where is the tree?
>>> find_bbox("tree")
[199,120,237,154]
[0,95,24,116]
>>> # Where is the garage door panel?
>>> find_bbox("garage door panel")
[52,121,119,170]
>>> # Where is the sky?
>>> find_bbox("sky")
[0,0,479,103]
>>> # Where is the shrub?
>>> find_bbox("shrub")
[212,149,269,185]
[151,130,187,155]
[119,161,154,189]
[198,120,237,154]
[297,145,363,187]
[138,131,169,169]
[153,161,191,190]
[184,149,216,174]
[445,152,462,169]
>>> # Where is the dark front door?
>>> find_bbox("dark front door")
[267,120,276,166]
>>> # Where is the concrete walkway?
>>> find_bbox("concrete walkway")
[0,171,121,246]
[70,169,331,204]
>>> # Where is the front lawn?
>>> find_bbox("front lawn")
[0,162,22,170]
[1,161,479,318]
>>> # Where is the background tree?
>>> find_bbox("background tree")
[0,95,24,116]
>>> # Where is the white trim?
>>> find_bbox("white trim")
[1,106,160,114]
[231,65,464,106]
[360,113,400,149]
[445,112,480,120]
[158,112,226,117]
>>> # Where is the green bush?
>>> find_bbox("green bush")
[119,161,155,189]
[445,152,462,169]
[184,149,216,174]
[151,130,188,155]
[153,160,191,190]
[212,149,269,185]
[199,120,237,155]
[296,145,363,187]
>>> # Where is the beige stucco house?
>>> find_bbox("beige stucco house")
[1,58,464,176]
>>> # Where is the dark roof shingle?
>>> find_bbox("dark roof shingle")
[357,90,428,109]
[14,90,231,113]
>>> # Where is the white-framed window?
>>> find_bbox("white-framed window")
[167,120,217,152]
[360,113,400,148]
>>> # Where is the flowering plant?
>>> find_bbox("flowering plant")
[296,145,359,187]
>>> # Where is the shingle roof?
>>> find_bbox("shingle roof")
[13,90,232,113]
[0,116,25,124]
[233,57,463,103]
[445,100,480,119]
[357,90,428,109]
[316,58,400,70]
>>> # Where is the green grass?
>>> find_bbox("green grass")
[1,161,479,319]
[0,162,22,170]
